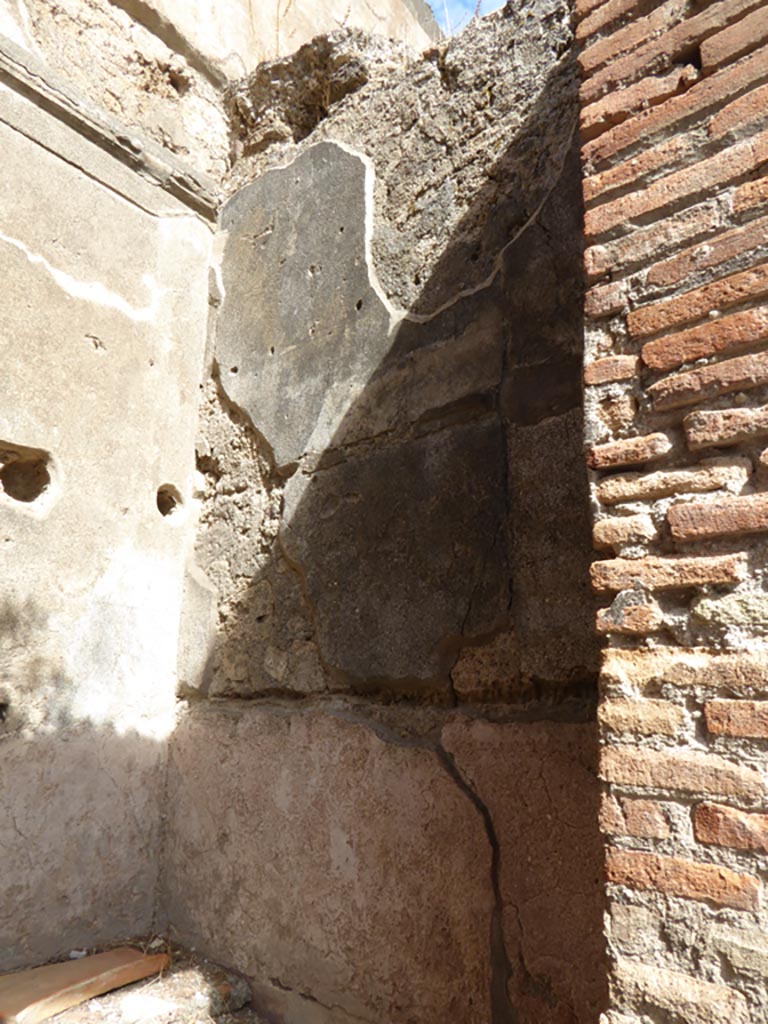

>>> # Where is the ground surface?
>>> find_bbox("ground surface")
[51,944,263,1024]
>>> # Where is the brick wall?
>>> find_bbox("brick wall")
[577,0,768,1020]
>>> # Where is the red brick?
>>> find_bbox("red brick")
[575,0,610,20]
[705,699,768,738]
[585,130,768,240]
[591,553,745,592]
[576,0,657,41]
[606,848,760,910]
[668,492,768,542]
[584,133,694,205]
[584,280,628,319]
[593,513,657,549]
[588,432,672,470]
[596,601,664,634]
[602,744,763,800]
[733,174,768,214]
[649,350,768,411]
[710,80,768,140]
[583,43,768,168]
[600,794,671,838]
[629,262,768,338]
[701,8,768,71]
[594,457,752,504]
[600,698,683,735]
[581,65,697,141]
[584,355,639,385]
[601,647,768,695]
[646,214,768,289]
[694,802,768,854]
[579,0,688,79]
[581,0,766,104]
[642,307,768,372]
[584,201,722,282]
[685,404,768,449]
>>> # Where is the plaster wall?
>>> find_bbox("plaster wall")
[0,43,213,967]
[163,7,607,1022]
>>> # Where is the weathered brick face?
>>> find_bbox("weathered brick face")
[577,0,768,1019]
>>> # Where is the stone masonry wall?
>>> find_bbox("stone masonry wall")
[577,0,768,1021]
[163,7,609,1023]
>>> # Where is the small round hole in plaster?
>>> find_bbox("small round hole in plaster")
[355,299,363,311]
[230,366,239,374]
[0,456,50,503]
[157,484,183,517]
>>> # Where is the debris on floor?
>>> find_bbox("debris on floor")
[50,945,259,1024]
[0,943,262,1024]
[0,947,169,1023]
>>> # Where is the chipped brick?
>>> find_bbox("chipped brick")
[601,794,671,838]
[642,307,768,372]
[600,698,683,735]
[584,281,629,319]
[579,0,689,79]
[594,457,751,504]
[685,404,768,449]
[601,646,768,695]
[701,8,768,71]
[733,175,768,215]
[588,432,672,470]
[710,80,768,140]
[649,350,768,411]
[593,513,657,549]
[646,215,768,289]
[591,553,745,592]
[668,491,768,541]
[601,744,763,800]
[694,802,768,854]
[584,355,639,385]
[705,699,768,738]
[629,262,768,338]
[581,68,696,145]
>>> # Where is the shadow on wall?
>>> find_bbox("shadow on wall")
[0,599,167,971]
[165,34,609,1024]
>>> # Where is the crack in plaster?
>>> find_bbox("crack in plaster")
[315,704,518,1024]
[0,228,160,321]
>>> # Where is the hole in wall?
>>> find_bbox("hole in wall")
[355,299,363,311]
[157,484,183,517]
[0,443,52,504]
[230,366,239,374]
[0,701,8,723]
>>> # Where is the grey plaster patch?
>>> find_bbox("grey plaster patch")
[216,141,394,469]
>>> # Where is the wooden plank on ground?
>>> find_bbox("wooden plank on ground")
[0,947,169,1024]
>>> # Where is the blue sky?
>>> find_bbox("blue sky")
[431,0,505,35]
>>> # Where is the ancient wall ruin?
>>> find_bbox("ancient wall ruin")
[3,0,768,1021]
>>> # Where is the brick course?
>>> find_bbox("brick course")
[606,848,760,910]
[601,745,763,800]
[694,802,768,854]
[705,699,768,738]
